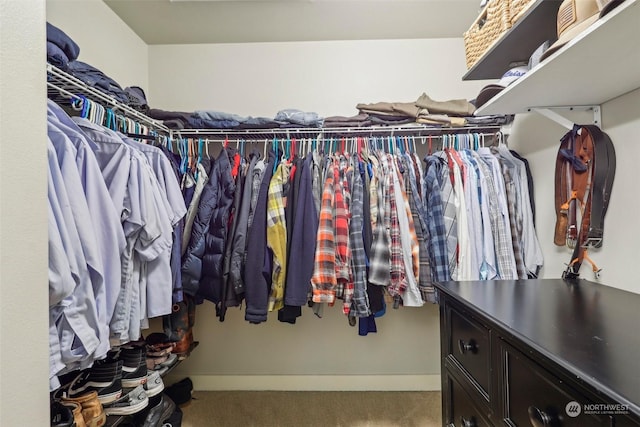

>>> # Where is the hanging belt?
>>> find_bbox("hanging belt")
[554,124,616,279]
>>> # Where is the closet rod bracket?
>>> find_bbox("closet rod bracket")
[527,105,602,130]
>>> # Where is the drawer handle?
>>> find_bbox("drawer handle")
[528,406,556,427]
[460,416,477,427]
[458,339,478,355]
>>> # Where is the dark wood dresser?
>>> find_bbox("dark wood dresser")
[433,279,640,427]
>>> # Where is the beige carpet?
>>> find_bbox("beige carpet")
[180,391,441,427]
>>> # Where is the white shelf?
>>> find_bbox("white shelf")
[475,0,640,115]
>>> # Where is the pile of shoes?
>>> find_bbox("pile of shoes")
[145,334,179,376]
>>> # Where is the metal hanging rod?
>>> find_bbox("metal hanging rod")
[175,124,503,140]
[46,63,170,134]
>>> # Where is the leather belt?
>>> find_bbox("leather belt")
[554,124,616,279]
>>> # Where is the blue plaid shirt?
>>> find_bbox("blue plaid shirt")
[423,156,451,283]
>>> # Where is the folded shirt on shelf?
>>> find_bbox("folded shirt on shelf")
[67,60,129,104]
[324,113,373,128]
[415,93,476,116]
[47,42,70,70]
[274,109,324,127]
[46,22,80,63]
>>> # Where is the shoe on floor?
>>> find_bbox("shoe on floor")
[142,394,177,427]
[67,360,123,404]
[103,385,149,416]
[163,377,193,407]
[61,391,106,427]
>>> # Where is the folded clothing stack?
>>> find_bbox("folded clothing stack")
[46,22,80,70]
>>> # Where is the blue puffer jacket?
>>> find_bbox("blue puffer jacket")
[182,147,237,303]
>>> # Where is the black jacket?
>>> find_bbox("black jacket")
[182,147,237,303]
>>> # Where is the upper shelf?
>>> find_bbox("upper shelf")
[462,0,560,81]
[475,0,640,115]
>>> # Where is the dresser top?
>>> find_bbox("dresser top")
[434,279,640,413]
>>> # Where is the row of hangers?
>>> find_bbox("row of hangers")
[167,132,506,178]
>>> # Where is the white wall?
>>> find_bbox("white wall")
[508,88,640,295]
[150,38,488,391]
[148,39,487,116]
[47,0,149,91]
[0,0,49,425]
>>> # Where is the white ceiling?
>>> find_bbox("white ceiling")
[103,0,483,44]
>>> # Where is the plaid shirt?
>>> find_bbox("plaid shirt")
[387,156,406,298]
[266,162,291,312]
[311,163,337,303]
[476,151,518,279]
[403,154,435,303]
[368,152,391,287]
[434,152,458,279]
[472,151,515,280]
[423,156,451,282]
[349,162,370,317]
[334,158,353,314]
[500,161,528,279]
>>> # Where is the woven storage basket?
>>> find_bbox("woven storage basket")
[463,0,512,69]
[509,0,537,25]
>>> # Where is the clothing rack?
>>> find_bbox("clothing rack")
[46,63,170,134]
[175,123,504,141]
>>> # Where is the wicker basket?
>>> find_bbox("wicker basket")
[509,0,537,25]
[463,0,513,69]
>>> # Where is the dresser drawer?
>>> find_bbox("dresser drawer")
[499,340,611,427]
[447,305,491,400]
[444,369,492,427]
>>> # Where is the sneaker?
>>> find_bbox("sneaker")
[51,400,74,427]
[61,391,106,427]
[60,401,86,427]
[68,361,123,404]
[102,385,149,416]
[144,370,165,398]
[119,346,147,388]
[140,394,176,427]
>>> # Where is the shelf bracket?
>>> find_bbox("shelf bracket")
[528,105,602,130]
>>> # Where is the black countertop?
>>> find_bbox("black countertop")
[433,279,640,415]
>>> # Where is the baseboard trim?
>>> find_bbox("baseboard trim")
[166,374,441,391]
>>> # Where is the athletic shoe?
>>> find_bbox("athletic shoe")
[141,394,176,427]
[144,370,165,398]
[67,360,123,404]
[51,400,74,427]
[102,385,148,416]
[119,346,147,388]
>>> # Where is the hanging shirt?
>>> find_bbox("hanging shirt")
[266,162,291,311]
[423,155,451,283]
[47,127,110,362]
[74,118,170,345]
[477,148,518,280]
[122,136,183,320]
[47,141,101,373]
[368,152,391,287]
[311,162,337,303]
[434,152,458,279]
[391,157,422,307]
[47,101,125,325]
[466,150,498,280]
[460,150,484,280]
[349,159,371,317]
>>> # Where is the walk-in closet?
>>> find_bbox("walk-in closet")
[1,0,639,426]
